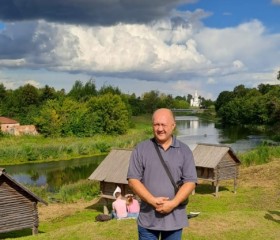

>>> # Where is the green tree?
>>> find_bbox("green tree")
[19,84,39,106]
[142,90,160,114]
[39,85,59,103]
[98,85,122,96]
[258,84,274,95]
[59,99,88,137]
[218,99,244,125]
[35,98,89,137]
[173,99,189,109]
[86,94,130,134]
[68,79,97,102]
[186,94,192,104]
[0,83,7,115]
[127,93,145,116]
[0,83,6,101]
[34,99,64,137]
[157,94,174,109]
[215,91,234,113]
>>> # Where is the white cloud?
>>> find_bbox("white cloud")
[0,8,280,100]
[207,78,216,84]
[24,79,41,88]
[272,0,280,5]
[194,20,280,75]
[0,59,26,67]
[57,21,211,74]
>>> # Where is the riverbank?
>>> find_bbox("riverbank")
[1,158,279,240]
[0,115,152,166]
[1,113,280,167]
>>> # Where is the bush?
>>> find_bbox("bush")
[58,179,100,203]
[239,145,280,166]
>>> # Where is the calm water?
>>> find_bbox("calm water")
[175,116,265,152]
[4,156,105,192]
[3,116,266,190]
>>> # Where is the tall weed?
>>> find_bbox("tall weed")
[58,180,100,203]
[239,144,280,166]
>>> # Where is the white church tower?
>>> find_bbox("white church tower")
[190,90,201,107]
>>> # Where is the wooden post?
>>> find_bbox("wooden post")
[233,177,237,194]
[32,202,39,235]
[215,181,219,197]
[103,205,109,215]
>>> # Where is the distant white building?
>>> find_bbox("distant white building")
[190,90,201,107]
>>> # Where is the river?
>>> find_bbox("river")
[3,116,266,191]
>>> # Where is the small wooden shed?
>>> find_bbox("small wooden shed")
[0,168,47,235]
[192,143,241,197]
[88,149,133,212]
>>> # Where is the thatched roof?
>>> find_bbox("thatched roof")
[88,149,132,184]
[0,168,48,205]
[193,143,241,168]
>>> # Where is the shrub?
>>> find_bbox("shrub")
[58,179,100,203]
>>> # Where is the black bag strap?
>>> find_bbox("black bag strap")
[152,139,178,193]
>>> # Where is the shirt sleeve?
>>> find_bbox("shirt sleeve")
[127,146,143,181]
[181,143,198,183]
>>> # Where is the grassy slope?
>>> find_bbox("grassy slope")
[0,115,152,165]
[1,159,279,240]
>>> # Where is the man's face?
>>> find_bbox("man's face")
[152,110,175,144]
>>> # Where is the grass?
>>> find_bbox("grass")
[1,159,279,240]
[238,144,280,166]
[0,115,152,165]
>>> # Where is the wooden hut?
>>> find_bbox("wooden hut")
[192,143,241,197]
[0,168,47,235]
[88,149,133,213]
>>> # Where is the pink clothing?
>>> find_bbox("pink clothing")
[112,198,128,218]
[127,199,140,213]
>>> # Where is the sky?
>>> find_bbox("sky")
[0,0,280,100]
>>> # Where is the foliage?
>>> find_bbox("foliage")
[238,144,280,166]
[86,93,130,135]
[58,180,100,203]
[216,84,280,126]
[68,79,97,102]
[142,90,161,113]
[0,80,217,138]
[0,123,152,165]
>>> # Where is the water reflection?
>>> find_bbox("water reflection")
[175,116,265,152]
[4,155,105,191]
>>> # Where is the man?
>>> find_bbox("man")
[127,108,197,240]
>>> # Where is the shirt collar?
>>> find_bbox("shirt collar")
[152,135,179,148]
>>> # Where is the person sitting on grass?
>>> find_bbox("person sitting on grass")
[126,194,140,218]
[112,186,128,219]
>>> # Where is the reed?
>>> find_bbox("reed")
[0,131,151,165]
[58,180,100,203]
[238,144,280,166]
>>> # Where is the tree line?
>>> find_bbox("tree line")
[0,80,213,137]
[215,83,280,127]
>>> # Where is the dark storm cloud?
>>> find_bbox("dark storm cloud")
[0,0,196,26]
[0,21,79,68]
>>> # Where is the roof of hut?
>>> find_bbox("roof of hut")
[193,143,241,168]
[0,116,19,124]
[0,168,48,205]
[88,149,132,184]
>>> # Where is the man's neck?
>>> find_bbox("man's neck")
[156,137,173,151]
